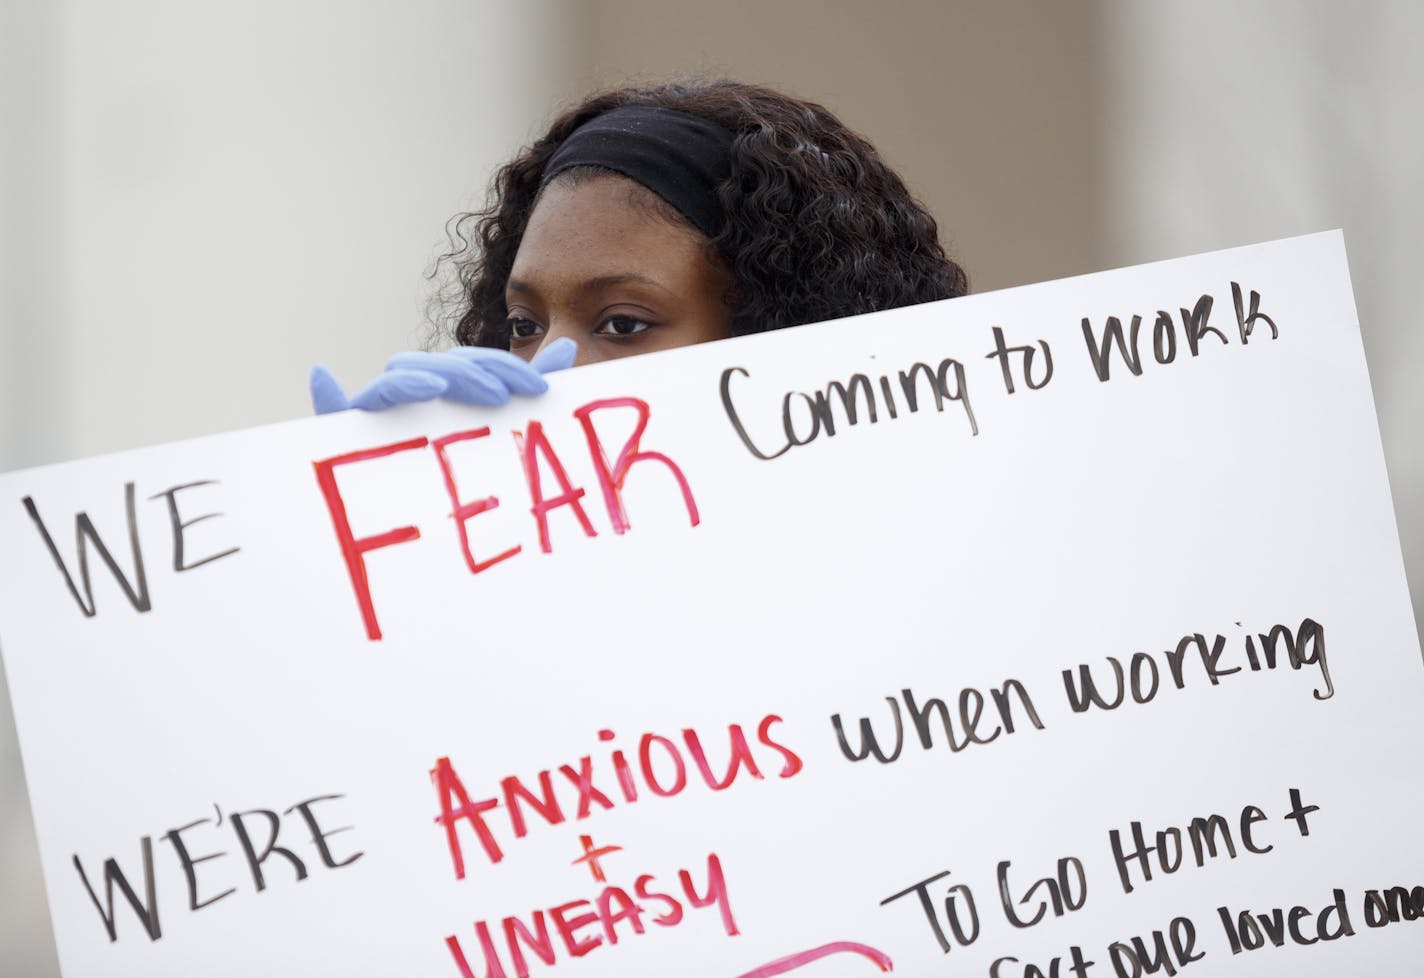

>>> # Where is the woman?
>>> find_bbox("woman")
[311,80,968,413]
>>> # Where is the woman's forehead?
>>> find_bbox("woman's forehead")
[510,172,710,289]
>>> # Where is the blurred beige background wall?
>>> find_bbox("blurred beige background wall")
[2,2,1420,973]
[571,0,1109,295]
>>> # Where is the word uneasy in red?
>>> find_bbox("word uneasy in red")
[445,852,736,978]
[432,715,803,879]
[312,396,698,641]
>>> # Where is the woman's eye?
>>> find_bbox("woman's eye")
[506,317,544,341]
[594,315,652,337]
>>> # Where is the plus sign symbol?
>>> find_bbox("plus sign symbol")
[571,834,623,883]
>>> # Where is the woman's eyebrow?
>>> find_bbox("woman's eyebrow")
[579,273,673,295]
[506,273,674,297]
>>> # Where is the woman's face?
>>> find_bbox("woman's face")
[504,173,733,366]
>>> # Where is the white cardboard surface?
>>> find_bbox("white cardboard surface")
[2,231,1420,977]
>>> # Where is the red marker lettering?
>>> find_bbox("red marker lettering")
[683,724,764,791]
[757,714,805,778]
[312,437,428,641]
[445,926,508,978]
[574,397,699,534]
[597,886,646,943]
[444,854,731,972]
[500,772,565,838]
[430,756,504,878]
[502,913,556,978]
[431,427,521,575]
[735,942,894,977]
[548,899,603,957]
[634,873,683,926]
[514,421,597,554]
[679,853,739,937]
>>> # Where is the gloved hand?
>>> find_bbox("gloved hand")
[310,339,577,415]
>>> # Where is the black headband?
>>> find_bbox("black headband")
[541,105,734,239]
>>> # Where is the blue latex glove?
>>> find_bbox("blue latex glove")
[310,339,577,415]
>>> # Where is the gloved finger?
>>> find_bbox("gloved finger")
[386,351,512,405]
[445,346,549,397]
[310,364,352,415]
[531,337,578,374]
[348,368,449,411]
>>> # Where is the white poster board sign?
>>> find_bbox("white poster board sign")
[2,231,1420,977]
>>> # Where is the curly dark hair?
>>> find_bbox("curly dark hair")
[433,79,968,348]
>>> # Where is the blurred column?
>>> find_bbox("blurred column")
[1,4,70,973]
[1,0,71,475]
[0,2,583,974]
[1099,0,1424,636]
